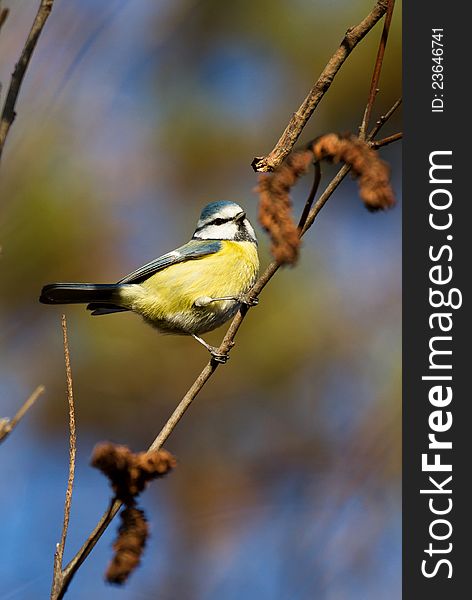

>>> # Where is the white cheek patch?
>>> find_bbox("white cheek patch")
[195,222,238,240]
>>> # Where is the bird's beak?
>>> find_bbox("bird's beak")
[235,211,246,222]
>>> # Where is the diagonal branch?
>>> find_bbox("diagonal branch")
[298,161,322,231]
[0,384,45,444]
[370,131,402,149]
[368,97,401,139]
[0,5,9,36]
[251,0,390,173]
[139,104,402,453]
[0,0,56,162]
[301,100,401,236]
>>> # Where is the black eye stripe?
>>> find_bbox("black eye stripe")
[194,215,242,233]
[197,216,233,228]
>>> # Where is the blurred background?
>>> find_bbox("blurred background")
[0,1,401,598]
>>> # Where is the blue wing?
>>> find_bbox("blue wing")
[117,239,222,284]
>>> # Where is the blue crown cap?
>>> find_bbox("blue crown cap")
[199,201,241,220]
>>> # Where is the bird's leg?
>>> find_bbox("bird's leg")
[237,293,259,307]
[194,294,259,307]
[192,334,229,364]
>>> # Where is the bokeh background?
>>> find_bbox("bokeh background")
[0,1,401,599]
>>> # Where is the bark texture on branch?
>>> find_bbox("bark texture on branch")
[251,0,389,173]
[0,0,55,162]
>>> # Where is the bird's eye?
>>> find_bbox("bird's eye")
[212,218,226,225]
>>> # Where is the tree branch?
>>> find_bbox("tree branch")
[359,0,395,139]
[251,0,389,173]
[0,5,9,36]
[50,316,77,600]
[0,384,45,444]
[368,97,402,139]
[0,0,55,162]
[298,161,322,231]
[370,131,402,149]
[300,99,401,236]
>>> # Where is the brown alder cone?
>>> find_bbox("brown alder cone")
[257,133,395,266]
[311,133,395,211]
[257,151,312,265]
[91,442,176,584]
[105,507,149,585]
[91,442,177,504]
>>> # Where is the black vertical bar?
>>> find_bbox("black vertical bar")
[403,2,469,598]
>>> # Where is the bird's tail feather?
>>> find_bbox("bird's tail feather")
[39,283,120,306]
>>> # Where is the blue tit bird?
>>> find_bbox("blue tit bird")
[40,201,259,362]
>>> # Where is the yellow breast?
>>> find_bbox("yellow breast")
[122,241,259,334]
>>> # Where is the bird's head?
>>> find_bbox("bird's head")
[192,201,257,244]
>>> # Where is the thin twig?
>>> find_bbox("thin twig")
[370,131,402,149]
[368,97,402,139]
[0,385,45,444]
[298,161,321,230]
[359,0,395,139]
[0,6,9,35]
[300,164,352,236]
[251,0,389,173]
[301,99,401,235]
[56,500,120,599]
[50,316,77,600]
[0,0,55,161]
[60,314,77,561]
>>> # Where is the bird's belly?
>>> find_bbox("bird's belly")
[122,241,258,335]
[157,298,240,335]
